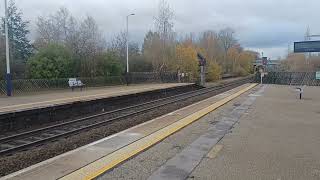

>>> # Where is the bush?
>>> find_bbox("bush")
[130,56,153,72]
[27,44,73,79]
[96,52,124,77]
[235,66,249,77]
[207,62,222,82]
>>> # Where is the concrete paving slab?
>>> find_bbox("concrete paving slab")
[98,86,260,180]
[148,86,263,180]
[189,85,320,180]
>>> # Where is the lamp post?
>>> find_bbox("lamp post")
[4,0,12,96]
[126,13,135,73]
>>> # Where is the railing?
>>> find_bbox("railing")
[0,76,124,95]
[0,72,192,96]
[256,72,320,86]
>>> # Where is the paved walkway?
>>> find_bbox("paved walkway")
[0,83,190,114]
[98,85,320,180]
[189,85,320,180]
[96,84,257,180]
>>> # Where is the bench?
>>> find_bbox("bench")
[68,78,85,91]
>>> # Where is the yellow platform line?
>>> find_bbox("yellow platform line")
[59,83,258,180]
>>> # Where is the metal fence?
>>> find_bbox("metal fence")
[256,72,320,86]
[0,76,124,95]
[127,72,191,84]
[0,72,190,96]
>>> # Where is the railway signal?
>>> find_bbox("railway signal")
[197,53,206,86]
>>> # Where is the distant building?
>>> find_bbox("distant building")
[253,58,281,72]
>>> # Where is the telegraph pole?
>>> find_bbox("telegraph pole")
[4,0,12,96]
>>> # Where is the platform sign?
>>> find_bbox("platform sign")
[316,71,320,80]
[262,57,268,65]
[294,41,320,53]
[197,53,206,66]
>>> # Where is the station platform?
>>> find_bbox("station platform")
[186,85,320,180]
[1,83,257,180]
[4,84,318,180]
[0,83,190,114]
[99,85,320,180]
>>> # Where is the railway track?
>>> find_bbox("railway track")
[0,78,252,156]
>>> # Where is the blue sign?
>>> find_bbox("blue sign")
[316,72,320,80]
[262,57,268,65]
[294,41,320,53]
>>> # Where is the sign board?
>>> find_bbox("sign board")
[316,71,320,80]
[197,53,206,66]
[294,41,320,53]
[262,57,268,65]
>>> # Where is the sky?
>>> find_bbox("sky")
[3,0,320,59]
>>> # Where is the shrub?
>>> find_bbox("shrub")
[96,52,124,77]
[235,66,249,76]
[207,62,222,82]
[27,44,73,79]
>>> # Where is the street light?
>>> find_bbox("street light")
[4,0,12,96]
[126,13,135,73]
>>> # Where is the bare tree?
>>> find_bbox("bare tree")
[35,8,106,77]
[35,8,74,47]
[142,31,162,71]
[155,0,174,41]
[198,31,223,64]
[218,28,237,53]
[77,16,106,76]
[109,31,127,63]
[217,28,238,73]
[152,0,176,73]
[109,31,141,69]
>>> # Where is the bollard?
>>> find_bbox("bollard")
[296,87,302,100]
[300,91,302,100]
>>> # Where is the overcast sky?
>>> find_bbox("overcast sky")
[3,0,320,59]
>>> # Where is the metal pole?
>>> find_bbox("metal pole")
[4,0,12,96]
[126,15,129,73]
[126,14,135,73]
[259,69,263,85]
[200,66,205,86]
